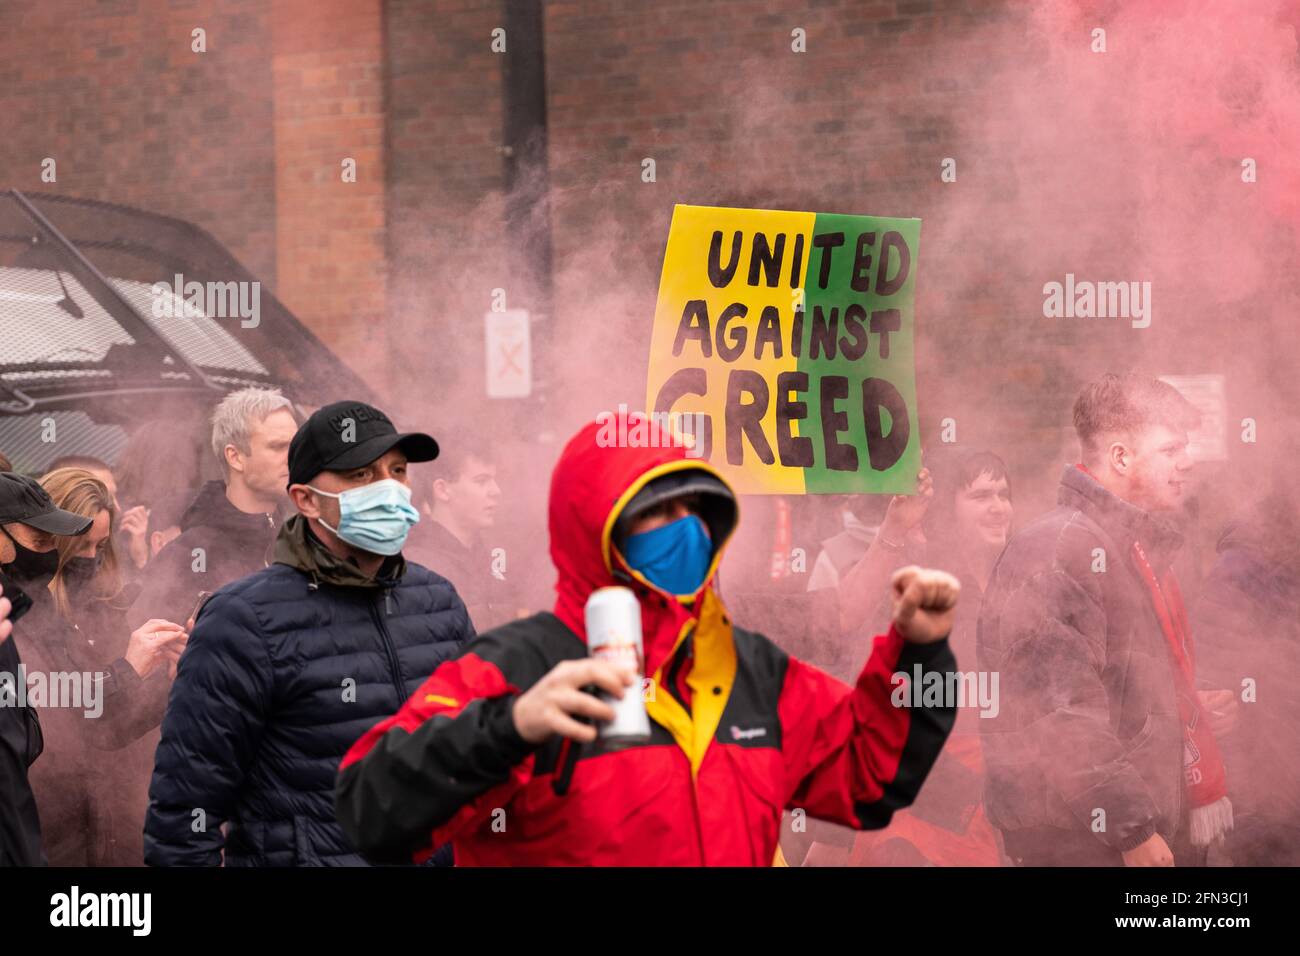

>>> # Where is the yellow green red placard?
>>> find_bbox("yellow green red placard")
[646,204,921,495]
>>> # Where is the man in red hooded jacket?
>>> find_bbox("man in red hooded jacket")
[335,413,961,866]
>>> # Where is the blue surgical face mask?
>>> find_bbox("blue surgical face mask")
[621,514,713,598]
[308,478,419,556]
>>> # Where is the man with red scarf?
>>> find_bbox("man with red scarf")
[334,412,961,866]
[979,372,1234,866]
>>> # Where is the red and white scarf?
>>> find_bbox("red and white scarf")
[1131,539,1233,846]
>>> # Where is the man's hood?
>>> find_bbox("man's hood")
[549,411,737,672]
[272,513,404,589]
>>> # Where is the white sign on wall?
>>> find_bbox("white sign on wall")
[485,309,531,398]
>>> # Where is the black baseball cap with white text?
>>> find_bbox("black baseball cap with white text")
[287,400,439,487]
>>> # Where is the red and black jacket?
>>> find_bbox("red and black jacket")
[336,413,957,865]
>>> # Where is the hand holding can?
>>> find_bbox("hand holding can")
[584,586,651,746]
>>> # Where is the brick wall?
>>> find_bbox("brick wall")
[527,0,1295,527]
[3,0,1293,522]
[0,0,390,378]
[271,0,388,378]
[382,0,509,424]
[536,0,1034,445]
[0,0,277,280]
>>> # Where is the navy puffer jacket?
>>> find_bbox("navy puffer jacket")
[144,515,474,866]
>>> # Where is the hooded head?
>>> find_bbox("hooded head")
[549,411,738,671]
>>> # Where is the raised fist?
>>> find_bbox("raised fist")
[889,565,960,644]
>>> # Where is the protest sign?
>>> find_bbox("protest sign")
[646,204,921,494]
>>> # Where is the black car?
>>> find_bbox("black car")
[0,188,373,489]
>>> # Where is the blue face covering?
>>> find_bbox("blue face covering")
[621,514,713,597]
[309,478,420,556]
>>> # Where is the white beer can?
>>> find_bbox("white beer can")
[584,586,651,745]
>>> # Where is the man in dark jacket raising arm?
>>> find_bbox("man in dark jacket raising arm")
[145,401,474,866]
[336,411,959,866]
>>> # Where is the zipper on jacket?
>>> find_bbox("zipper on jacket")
[370,587,405,705]
[261,513,277,569]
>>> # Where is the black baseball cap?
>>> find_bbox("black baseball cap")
[287,400,439,487]
[0,472,94,536]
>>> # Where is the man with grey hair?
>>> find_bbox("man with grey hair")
[127,387,297,631]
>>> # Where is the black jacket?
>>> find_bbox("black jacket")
[977,465,1184,853]
[144,515,474,866]
[0,575,42,866]
[127,481,279,631]
[1,566,163,866]
[405,518,514,631]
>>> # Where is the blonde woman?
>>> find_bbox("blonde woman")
[40,467,122,618]
[36,468,187,679]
